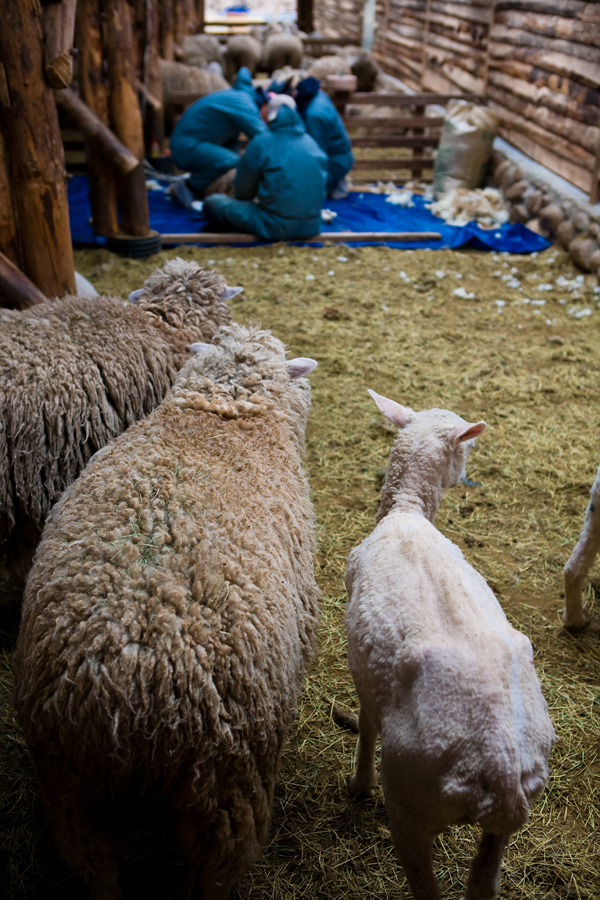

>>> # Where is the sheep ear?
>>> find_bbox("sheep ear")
[190,342,212,355]
[287,358,318,379]
[221,286,244,301]
[367,389,412,428]
[128,288,145,303]
[448,421,487,448]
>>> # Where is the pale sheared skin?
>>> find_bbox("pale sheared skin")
[562,464,600,629]
[15,325,319,900]
[345,400,556,900]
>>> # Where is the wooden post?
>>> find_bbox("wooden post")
[0,123,20,266]
[196,0,205,34]
[55,89,140,175]
[75,0,119,236]
[102,0,151,236]
[144,0,166,154]
[420,0,432,89]
[297,0,314,34]
[160,0,175,61]
[42,0,78,89]
[0,0,75,298]
[481,0,497,99]
[0,251,47,309]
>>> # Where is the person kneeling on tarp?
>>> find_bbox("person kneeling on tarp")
[203,94,328,241]
[169,67,267,205]
[294,76,353,200]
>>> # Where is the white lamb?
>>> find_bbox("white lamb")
[562,464,600,629]
[345,390,555,900]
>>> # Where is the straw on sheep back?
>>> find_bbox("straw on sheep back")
[262,34,304,75]
[15,324,320,900]
[223,35,262,81]
[0,259,233,570]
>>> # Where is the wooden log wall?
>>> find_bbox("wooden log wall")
[314,0,363,44]
[315,0,600,198]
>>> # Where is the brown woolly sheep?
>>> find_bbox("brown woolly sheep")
[15,324,320,900]
[0,259,234,576]
[223,34,262,81]
[261,33,304,74]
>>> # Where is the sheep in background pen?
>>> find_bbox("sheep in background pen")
[15,324,320,900]
[223,35,262,81]
[0,259,236,587]
[562,464,600,629]
[261,34,304,75]
[345,391,555,900]
[181,34,224,69]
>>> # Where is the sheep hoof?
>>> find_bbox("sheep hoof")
[561,609,589,630]
[348,772,378,798]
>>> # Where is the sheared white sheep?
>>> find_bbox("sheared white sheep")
[345,391,555,900]
[562,464,600,629]
[0,259,234,580]
[15,324,320,900]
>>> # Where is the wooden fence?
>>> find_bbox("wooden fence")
[315,0,600,201]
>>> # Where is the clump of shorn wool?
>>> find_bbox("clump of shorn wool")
[562,462,600,629]
[345,391,555,900]
[15,324,320,900]
[0,258,233,569]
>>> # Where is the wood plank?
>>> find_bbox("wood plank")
[490,23,599,62]
[495,9,600,45]
[495,1,585,15]
[352,156,435,169]
[54,88,140,174]
[488,100,595,167]
[351,135,440,147]
[487,69,600,127]
[489,42,600,87]
[160,231,443,244]
[498,124,592,193]
[486,84,600,154]
[350,91,482,105]
[343,115,445,128]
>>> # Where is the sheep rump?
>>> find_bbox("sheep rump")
[15,324,320,898]
[0,259,231,560]
[223,35,262,80]
[261,34,304,74]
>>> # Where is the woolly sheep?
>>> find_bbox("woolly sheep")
[181,33,224,69]
[223,35,262,81]
[160,59,229,127]
[0,259,234,572]
[306,55,351,89]
[562,463,600,629]
[345,391,555,900]
[15,324,320,899]
[261,34,304,75]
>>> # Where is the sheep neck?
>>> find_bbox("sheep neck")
[377,458,445,526]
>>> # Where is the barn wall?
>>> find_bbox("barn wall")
[312,0,600,198]
[314,0,363,43]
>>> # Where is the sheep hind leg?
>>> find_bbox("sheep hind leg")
[174,809,235,900]
[562,493,600,629]
[464,831,508,900]
[49,799,123,900]
[348,706,379,797]
[385,813,441,900]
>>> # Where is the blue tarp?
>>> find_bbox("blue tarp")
[68,175,551,254]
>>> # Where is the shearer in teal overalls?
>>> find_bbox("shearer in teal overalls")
[170,67,267,199]
[203,94,328,241]
[272,76,354,200]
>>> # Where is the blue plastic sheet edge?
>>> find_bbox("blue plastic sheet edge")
[69,175,552,254]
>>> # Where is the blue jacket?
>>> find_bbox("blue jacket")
[300,91,353,194]
[170,68,266,191]
[234,104,327,230]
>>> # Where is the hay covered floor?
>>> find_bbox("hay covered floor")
[1,241,600,899]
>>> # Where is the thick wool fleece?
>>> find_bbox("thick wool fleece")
[0,259,230,554]
[16,325,319,898]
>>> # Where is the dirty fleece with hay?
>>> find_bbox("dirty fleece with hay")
[15,325,320,898]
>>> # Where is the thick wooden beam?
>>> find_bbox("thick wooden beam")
[102,0,150,236]
[43,0,78,88]
[0,0,75,298]
[0,124,19,265]
[55,88,140,174]
[297,0,314,34]
[160,232,442,244]
[0,250,48,309]
[160,0,175,61]
[75,0,119,236]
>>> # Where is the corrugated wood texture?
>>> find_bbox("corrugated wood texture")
[314,0,600,197]
[314,0,363,43]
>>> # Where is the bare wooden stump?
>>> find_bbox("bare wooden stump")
[0,0,75,297]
